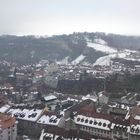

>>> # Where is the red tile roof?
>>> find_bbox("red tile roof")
[0,113,16,129]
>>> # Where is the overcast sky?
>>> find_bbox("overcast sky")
[0,0,140,36]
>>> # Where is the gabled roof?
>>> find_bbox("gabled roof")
[66,99,95,113]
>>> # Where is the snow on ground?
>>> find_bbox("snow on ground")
[93,50,138,66]
[85,37,139,66]
[93,54,116,66]
[72,54,86,65]
[57,56,69,65]
[87,42,117,54]
[94,38,108,45]
[124,49,137,53]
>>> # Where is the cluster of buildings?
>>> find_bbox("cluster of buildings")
[0,91,140,140]
[0,58,140,140]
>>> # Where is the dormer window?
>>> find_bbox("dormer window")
[131,128,135,132]
[77,118,80,122]
[123,127,127,132]
[49,119,53,123]
[89,120,93,124]
[98,122,102,126]
[136,128,139,134]
[108,124,111,128]
[103,123,106,127]
[85,119,88,123]
[81,118,84,122]
[94,121,97,125]
[53,119,57,123]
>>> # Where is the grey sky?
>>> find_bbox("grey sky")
[0,0,140,35]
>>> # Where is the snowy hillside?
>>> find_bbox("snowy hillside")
[0,33,140,65]
[57,56,69,65]
[85,37,140,66]
[94,38,108,45]
[85,38,117,54]
[93,50,139,66]
[87,42,117,54]
[71,54,86,65]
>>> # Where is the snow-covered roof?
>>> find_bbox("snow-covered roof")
[7,108,43,122]
[130,124,140,135]
[111,123,130,133]
[82,95,97,102]
[109,103,129,110]
[37,115,61,125]
[39,129,86,140]
[44,95,57,102]
[67,97,78,102]
[74,114,111,131]
[134,115,140,120]
[0,104,10,113]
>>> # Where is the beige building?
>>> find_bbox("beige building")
[0,113,17,140]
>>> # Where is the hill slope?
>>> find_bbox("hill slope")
[0,32,140,65]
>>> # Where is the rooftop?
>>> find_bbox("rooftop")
[0,113,16,129]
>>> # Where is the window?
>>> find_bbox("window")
[77,118,80,122]
[100,129,103,133]
[131,128,135,133]
[118,131,122,135]
[135,128,139,134]
[113,130,117,134]
[94,121,97,125]
[81,118,84,122]
[103,123,106,127]
[98,122,102,126]
[107,131,109,134]
[89,120,93,124]
[125,132,128,136]
[85,119,88,123]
